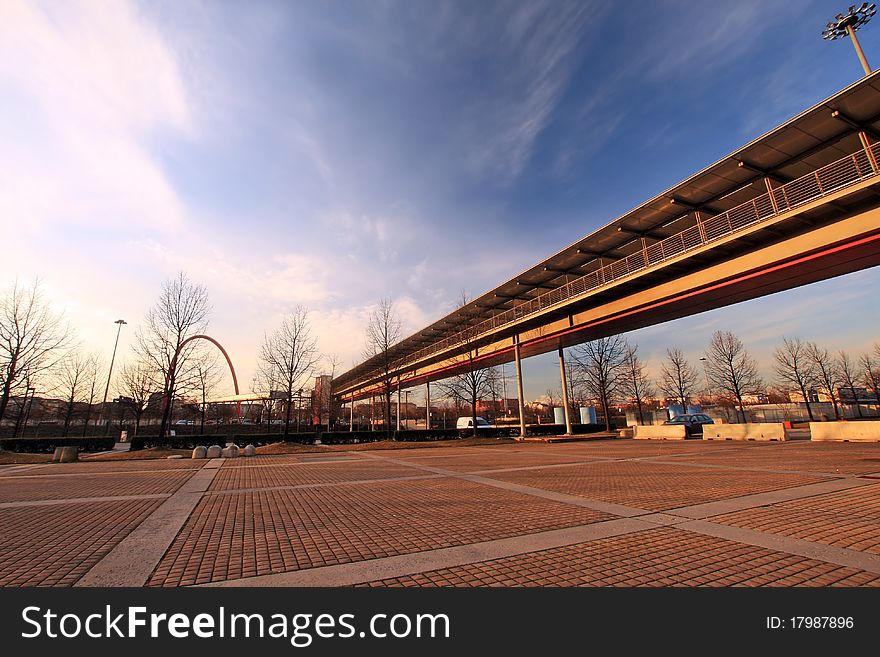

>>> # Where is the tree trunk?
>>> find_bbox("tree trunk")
[601,393,612,432]
[0,378,13,426]
[283,392,292,438]
[471,392,478,438]
[799,382,814,421]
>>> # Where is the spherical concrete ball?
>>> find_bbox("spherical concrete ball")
[243,444,256,457]
[222,444,240,458]
[206,445,222,459]
[192,446,207,459]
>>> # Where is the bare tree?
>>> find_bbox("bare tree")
[438,293,503,436]
[860,352,880,408]
[117,361,156,436]
[620,342,654,425]
[192,352,223,434]
[659,347,699,410]
[364,299,402,439]
[54,351,94,436]
[571,336,626,432]
[806,342,841,420]
[704,331,762,423]
[135,272,211,442]
[258,307,320,437]
[80,355,102,436]
[0,280,70,424]
[773,337,817,421]
[837,351,863,418]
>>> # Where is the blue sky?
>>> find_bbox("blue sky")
[2,0,879,401]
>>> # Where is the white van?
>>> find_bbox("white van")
[456,416,491,429]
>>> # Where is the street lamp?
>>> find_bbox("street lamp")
[823,3,877,75]
[99,319,127,434]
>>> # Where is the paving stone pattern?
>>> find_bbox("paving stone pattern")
[1,439,879,587]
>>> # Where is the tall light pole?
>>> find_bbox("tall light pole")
[823,3,876,75]
[100,319,126,434]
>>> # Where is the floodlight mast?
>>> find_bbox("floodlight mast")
[823,3,877,75]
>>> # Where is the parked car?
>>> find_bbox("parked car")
[456,416,491,429]
[664,413,714,436]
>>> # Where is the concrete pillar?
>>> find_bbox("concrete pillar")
[396,386,401,431]
[558,346,572,435]
[370,394,374,431]
[514,337,526,439]
[425,381,431,430]
[349,395,354,431]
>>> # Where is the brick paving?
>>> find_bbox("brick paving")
[0,439,878,587]
[149,477,612,586]
[0,470,195,502]
[713,482,880,555]
[486,460,826,511]
[0,499,163,586]
[209,461,430,491]
[359,527,880,587]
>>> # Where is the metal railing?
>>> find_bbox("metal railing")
[390,143,880,375]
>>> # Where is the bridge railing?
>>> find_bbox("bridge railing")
[394,144,880,373]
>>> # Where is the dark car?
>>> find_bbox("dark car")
[663,413,715,437]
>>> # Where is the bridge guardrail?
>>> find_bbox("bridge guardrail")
[392,144,880,373]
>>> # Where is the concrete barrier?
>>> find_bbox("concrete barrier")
[703,423,787,442]
[191,446,207,459]
[633,424,687,440]
[206,445,222,458]
[243,444,256,457]
[58,446,78,463]
[810,421,880,442]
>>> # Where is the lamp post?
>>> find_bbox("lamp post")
[99,319,126,435]
[823,3,876,75]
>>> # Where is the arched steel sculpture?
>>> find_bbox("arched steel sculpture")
[158,334,240,439]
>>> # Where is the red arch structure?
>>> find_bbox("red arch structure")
[159,334,240,438]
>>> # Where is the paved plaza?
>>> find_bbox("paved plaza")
[2,439,880,587]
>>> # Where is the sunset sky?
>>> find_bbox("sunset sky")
[2,0,880,402]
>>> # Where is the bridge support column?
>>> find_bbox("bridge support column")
[558,347,572,436]
[370,395,374,431]
[515,337,526,439]
[396,386,401,432]
[425,382,430,430]
[349,395,354,431]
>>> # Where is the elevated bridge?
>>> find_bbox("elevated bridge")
[334,72,880,435]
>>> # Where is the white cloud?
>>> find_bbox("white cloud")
[0,0,192,237]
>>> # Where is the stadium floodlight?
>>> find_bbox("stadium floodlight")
[823,3,877,74]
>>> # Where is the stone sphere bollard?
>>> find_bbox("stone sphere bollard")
[192,445,208,459]
[243,444,256,457]
[206,445,222,459]
[222,444,240,458]
[59,446,78,463]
